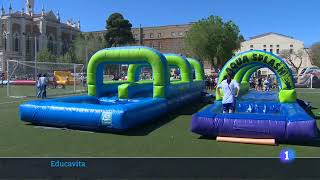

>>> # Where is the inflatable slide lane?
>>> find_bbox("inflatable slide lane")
[19,46,205,132]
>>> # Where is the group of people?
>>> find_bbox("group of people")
[36,74,48,99]
[205,75,218,90]
[170,69,181,80]
[249,76,276,91]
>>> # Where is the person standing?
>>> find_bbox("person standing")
[205,75,209,90]
[267,76,272,91]
[249,77,255,89]
[39,74,48,99]
[0,73,5,88]
[36,74,42,98]
[255,77,259,91]
[258,77,263,91]
[263,78,269,91]
[217,73,240,113]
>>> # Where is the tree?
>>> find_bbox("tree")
[37,48,57,62]
[104,13,135,47]
[310,42,320,67]
[63,32,106,65]
[279,49,304,74]
[58,46,77,64]
[185,15,243,68]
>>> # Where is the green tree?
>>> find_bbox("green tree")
[104,13,135,47]
[62,32,106,65]
[58,46,77,64]
[310,42,320,67]
[37,48,57,62]
[185,15,243,67]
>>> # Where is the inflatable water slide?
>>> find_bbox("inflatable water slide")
[191,50,318,142]
[19,46,205,131]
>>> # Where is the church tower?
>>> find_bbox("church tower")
[26,0,34,16]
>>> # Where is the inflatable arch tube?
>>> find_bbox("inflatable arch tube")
[186,58,205,81]
[216,50,296,103]
[126,54,194,98]
[127,56,205,82]
[122,54,193,99]
[87,46,169,98]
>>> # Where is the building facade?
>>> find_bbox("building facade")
[89,27,313,76]
[0,0,80,72]
[239,32,312,75]
[131,24,191,54]
[89,24,209,75]
[89,24,192,54]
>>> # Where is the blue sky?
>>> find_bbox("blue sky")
[3,0,320,46]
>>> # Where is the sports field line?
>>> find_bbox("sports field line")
[297,91,320,94]
[0,93,86,106]
[0,100,26,105]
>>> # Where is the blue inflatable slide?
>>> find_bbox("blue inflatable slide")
[19,46,205,131]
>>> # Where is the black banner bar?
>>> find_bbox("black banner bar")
[0,158,319,179]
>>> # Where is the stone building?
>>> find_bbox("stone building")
[89,24,195,75]
[131,24,191,54]
[0,0,80,72]
[239,32,312,75]
[89,24,192,54]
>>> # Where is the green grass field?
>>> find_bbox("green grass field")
[0,86,319,157]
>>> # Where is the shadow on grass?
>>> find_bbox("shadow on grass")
[198,136,216,140]
[115,100,210,136]
[26,99,211,137]
[283,137,320,147]
[308,107,320,120]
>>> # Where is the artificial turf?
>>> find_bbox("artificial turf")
[0,86,319,157]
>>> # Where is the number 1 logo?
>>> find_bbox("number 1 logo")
[280,149,295,163]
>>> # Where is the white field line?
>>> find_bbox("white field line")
[0,100,25,105]
[298,91,320,94]
[0,93,86,105]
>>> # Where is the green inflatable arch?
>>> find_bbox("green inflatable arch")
[87,47,169,98]
[187,58,205,81]
[241,65,264,83]
[127,54,200,83]
[164,54,192,83]
[216,50,296,103]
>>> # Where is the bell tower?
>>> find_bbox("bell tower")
[26,0,34,16]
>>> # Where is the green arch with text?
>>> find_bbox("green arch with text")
[216,50,296,103]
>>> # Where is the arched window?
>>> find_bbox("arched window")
[62,41,68,54]
[47,34,57,54]
[3,32,7,51]
[13,33,19,52]
[47,36,54,53]
[26,34,31,54]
